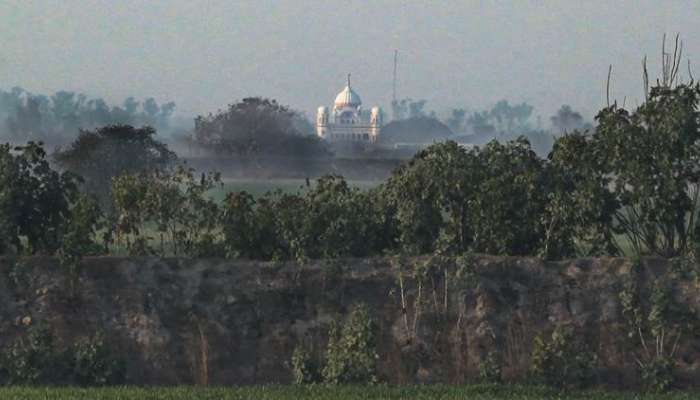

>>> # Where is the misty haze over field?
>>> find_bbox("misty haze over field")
[2,1,700,123]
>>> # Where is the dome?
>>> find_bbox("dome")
[334,74,362,108]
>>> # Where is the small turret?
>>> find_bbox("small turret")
[316,106,329,138]
[370,107,382,126]
[369,107,383,142]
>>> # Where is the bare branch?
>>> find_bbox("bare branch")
[688,59,695,84]
[607,64,613,107]
[670,329,682,358]
[662,33,668,85]
[642,55,649,100]
[670,34,680,85]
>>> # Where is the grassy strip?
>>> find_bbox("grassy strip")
[0,385,698,400]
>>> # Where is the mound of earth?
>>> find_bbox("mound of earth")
[378,116,453,145]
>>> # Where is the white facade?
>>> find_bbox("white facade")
[317,75,382,143]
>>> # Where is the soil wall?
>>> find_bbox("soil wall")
[0,256,697,386]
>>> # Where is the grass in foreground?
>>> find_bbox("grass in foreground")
[0,385,698,400]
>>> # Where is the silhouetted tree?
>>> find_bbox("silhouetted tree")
[6,97,44,141]
[194,97,329,157]
[466,111,495,137]
[489,100,533,135]
[54,125,176,204]
[446,108,467,134]
[391,98,430,121]
[551,105,585,134]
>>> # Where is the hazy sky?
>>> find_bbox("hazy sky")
[2,1,700,123]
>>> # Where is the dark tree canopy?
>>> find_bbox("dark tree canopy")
[194,97,328,158]
[54,125,176,202]
[0,142,81,254]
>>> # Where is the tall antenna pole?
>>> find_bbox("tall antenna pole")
[392,49,398,103]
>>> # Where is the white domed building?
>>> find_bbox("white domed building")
[316,75,382,144]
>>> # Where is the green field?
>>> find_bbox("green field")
[0,385,697,400]
[208,178,381,202]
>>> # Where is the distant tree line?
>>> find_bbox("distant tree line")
[0,87,178,147]
[385,96,592,157]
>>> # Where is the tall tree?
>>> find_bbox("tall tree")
[54,125,176,204]
[595,83,700,256]
[194,97,328,157]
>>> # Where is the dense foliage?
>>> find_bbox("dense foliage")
[0,327,124,386]
[0,142,81,255]
[618,259,698,392]
[193,97,328,158]
[54,124,176,205]
[322,304,378,384]
[5,83,700,261]
[530,325,598,389]
[221,176,389,262]
[596,85,700,256]
[111,166,221,256]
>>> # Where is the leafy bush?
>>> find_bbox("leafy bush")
[111,166,221,256]
[221,190,290,260]
[479,351,502,384]
[530,325,597,389]
[0,326,62,385]
[641,356,675,393]
[381,138,552,257]
[67,333,126,386]
[619,267,689,392]
[381,141,473,255]
[0,327,125,386]
[58,194,103,300]
[291,344,320,385]
[545,132,619,258]
[222,176,387,262]
[322,304,378,384]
